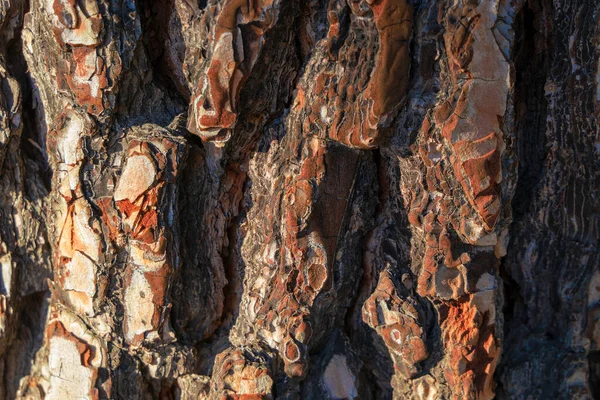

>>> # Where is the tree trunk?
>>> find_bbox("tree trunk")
[0,0,598,398]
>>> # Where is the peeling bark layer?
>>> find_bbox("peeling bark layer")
[0,0,598,399]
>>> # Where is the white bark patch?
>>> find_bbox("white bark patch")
[47,337,94,400]
[124,269,155,343]
[114,155,156,202]
[72,49,101,97]
[476,273,496,291]
[72,200,101,261]
[129,242,167,273]
[323,355,358,399]
[238,373,273,395]
[474,232,497,247]
[58,113,83,166]
[57,9,101,46]
[64,251,96,297]
[0,253,12,296]
[414,375,439,400]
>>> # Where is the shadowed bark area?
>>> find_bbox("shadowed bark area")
[0,0,598,399]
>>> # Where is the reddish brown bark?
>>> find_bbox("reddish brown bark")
[0,0,598,399]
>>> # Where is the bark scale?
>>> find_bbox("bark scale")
[0,0,598,399]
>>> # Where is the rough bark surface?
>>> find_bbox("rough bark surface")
[0,0,598,399]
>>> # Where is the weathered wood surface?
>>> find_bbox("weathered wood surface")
[0,0,598,399]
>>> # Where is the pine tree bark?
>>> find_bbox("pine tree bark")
[0,0,598,399]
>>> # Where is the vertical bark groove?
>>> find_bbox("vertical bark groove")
[0,0,598,399]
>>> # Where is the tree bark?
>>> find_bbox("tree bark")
[0,0,598,399]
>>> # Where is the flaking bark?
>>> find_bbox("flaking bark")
[0,0,598,399]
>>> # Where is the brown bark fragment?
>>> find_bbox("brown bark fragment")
[0,0,598,399]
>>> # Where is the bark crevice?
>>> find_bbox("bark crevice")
[1,0,599,398]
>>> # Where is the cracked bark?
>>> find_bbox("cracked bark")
[0,0,598,399]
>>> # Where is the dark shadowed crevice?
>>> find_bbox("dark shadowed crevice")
[499,0,552,323]
[589,351,600,398]
[217,199,247,333]
[496,0,553,394]
[510,1,551,219]
[5,0,51,193]
[0,1,53,398]
[222,226,243,311]
[113,0,187,128]
[2,292,48,399]
[137,0,191,104]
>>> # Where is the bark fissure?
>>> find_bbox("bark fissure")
[497,0,553,355]
[1,0,599,398]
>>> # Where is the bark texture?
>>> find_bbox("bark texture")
[0,0,598,399]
